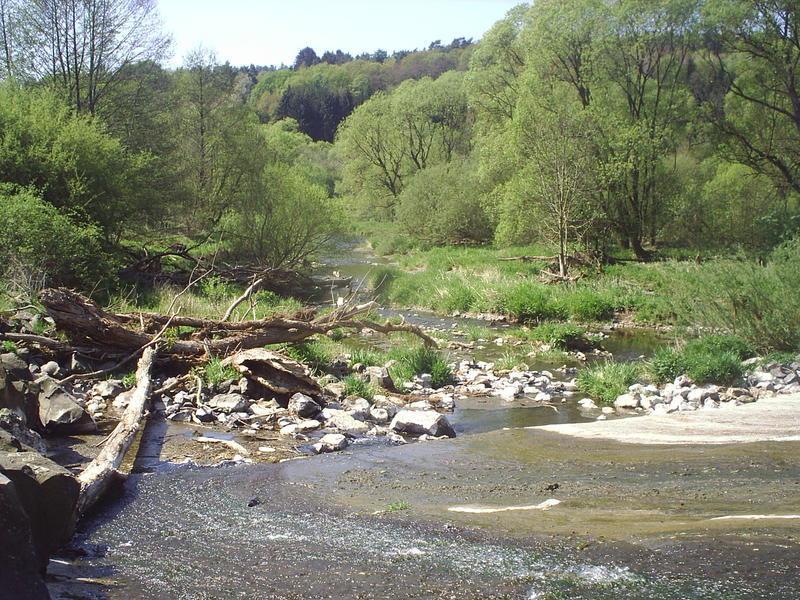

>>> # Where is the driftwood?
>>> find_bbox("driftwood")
[538,270,585,284]
[75,346,156,517]
[39,288,438,357]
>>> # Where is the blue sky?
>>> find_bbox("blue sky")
[158,0,525,67]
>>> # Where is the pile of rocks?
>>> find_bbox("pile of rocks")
[449,359,579,402]
[601,357,800,415]
[159,376,456,453]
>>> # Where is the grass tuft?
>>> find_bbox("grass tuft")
[577,361,640,405]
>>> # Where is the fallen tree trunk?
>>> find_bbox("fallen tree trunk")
[39,288,437,356]
[75,346,156,517]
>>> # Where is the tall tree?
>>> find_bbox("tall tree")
[19,0,170,113]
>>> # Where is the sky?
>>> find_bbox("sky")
[157,0,526,67]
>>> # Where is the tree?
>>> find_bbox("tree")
[293,46,319,69]
[703,0,800,196]
[18,0,171,114]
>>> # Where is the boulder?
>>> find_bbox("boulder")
[0,352,35,427]
[0,432,79,573]
[390,410,456,438]
[613,393,640,409]
[343,396,371,420]
[0,474,50,599]
[91,379,124,398]
[320,408,369,435]
[207,393,251,414]
[311,433,348,454]
[37,377,96,434]
[365,366,394,390]
[288,393,321,418]
[0,410,46,454]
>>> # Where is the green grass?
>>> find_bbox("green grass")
[197,357,240,386]
[285,338,345,374]
[348,347,384,367]
[384,500,410,512]
[2,339,18,353]
[121,371,137,389]
[647,334,755,385]
[577,361,641,405]
[495,350,530,371]
[522,323,589,350]
[387,345,453,389]
[342,374,376,400]
[461,325,494,342]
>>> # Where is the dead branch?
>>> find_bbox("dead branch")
[223,277,264,322]
[76,346,156,517]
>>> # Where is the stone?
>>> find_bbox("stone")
[321,408,369,435]
[194,407,216,423]
[0,474,50,599]
[37,377,96,434]
[534,391,552,402]
[311,433,348,454]
[368,406,390,423]
[343,396,371,419]
[390,410,456,438]
[0,438,79,573]
[365,366,394,390]
[406,400,434,411]
[295,419,321,433]
[207,393,251,414]
[288,393,321,418]
[613,393,640,410]
[578,398,597,409]
[91,379,124,398]
[0,410,46,454]
[112,389,134,410]
[39,361,60,377]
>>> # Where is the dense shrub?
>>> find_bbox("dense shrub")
[0,186,107,290]
[648,334,755,384]
[557,289,617,322]
[500,283,563,323]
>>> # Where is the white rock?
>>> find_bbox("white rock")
[311,433,348,454]
[534,391,552,402]
[390,410,455,438]
[578,398,597,409]
[613,393,640,409]
[601,406,615,414]
[321,409,369,435]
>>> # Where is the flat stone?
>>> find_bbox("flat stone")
[207,393,251,414]
[37,377,96,434]
[390,410,456,438]
[321,408,369,435]
[91,379,124,398]
[311,433,348,454]
[614,393,640,409]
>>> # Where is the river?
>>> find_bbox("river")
[55,240,800,600]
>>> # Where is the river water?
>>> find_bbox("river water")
[62,241,800,600]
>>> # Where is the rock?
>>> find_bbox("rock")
[534,391,552,402]
[0,353,34,427]
[601,406,614,414]
[207,393,251,414]
[578,398,597,409]
[39,361,60,377]
[0,410,46,454]
[365,366,394,390]
[324,382,346,399]
[368,406,390,423]
[0,473,50,599]
[295,419,321,433]
[497,385,521,401]
[194,407,216,423]
[0,436,79,573]
[390,410,456,438]
[321,408,369,435]
[405,400,434,411]
[613,393,640,409]
[311,433,348,454]
[248,402,277,418]
[91,379,124,398]
[37,377,96,434]
[343,396,371,419]
[674,375,693,387]
[288,393,321,418]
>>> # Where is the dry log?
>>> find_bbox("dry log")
[538,270,584,284]
[39,288,437,356]
[194,436,250,456]
[498,255,558,262]
[75,346,156,517]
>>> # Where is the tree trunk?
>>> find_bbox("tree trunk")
[75,346,156,517]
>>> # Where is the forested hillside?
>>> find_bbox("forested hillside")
[1,0,799,311]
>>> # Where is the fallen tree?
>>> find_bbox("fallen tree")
[75,346,156,517]
[38,287,438,358]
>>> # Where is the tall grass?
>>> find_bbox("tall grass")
[674,239,800,351]
[577,361,641,405]
[387,345,453,388]
[647,334,755,384]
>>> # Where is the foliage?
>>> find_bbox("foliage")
[577,361,641,405]
[499,284,563,323]
[648,334,755,384]
[2,340,19,354]
[674,240,800,351]
[348,348,384,367]
[285,340,336,374]
[342,375,376,400]
[0,185,107,291]
[525,323,588,350]
[388,346,453,388]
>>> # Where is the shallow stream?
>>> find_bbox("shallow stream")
[61,240,800,600]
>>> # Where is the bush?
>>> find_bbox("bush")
[557,289,616,322]
[676,240,800,351]
[525,323,587,350]
[349,348,384,367]
[648,335,754,384]
[388,346,453,388]
[500,283,562,323]
[577,361,640,405]
[0,185,107,291]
